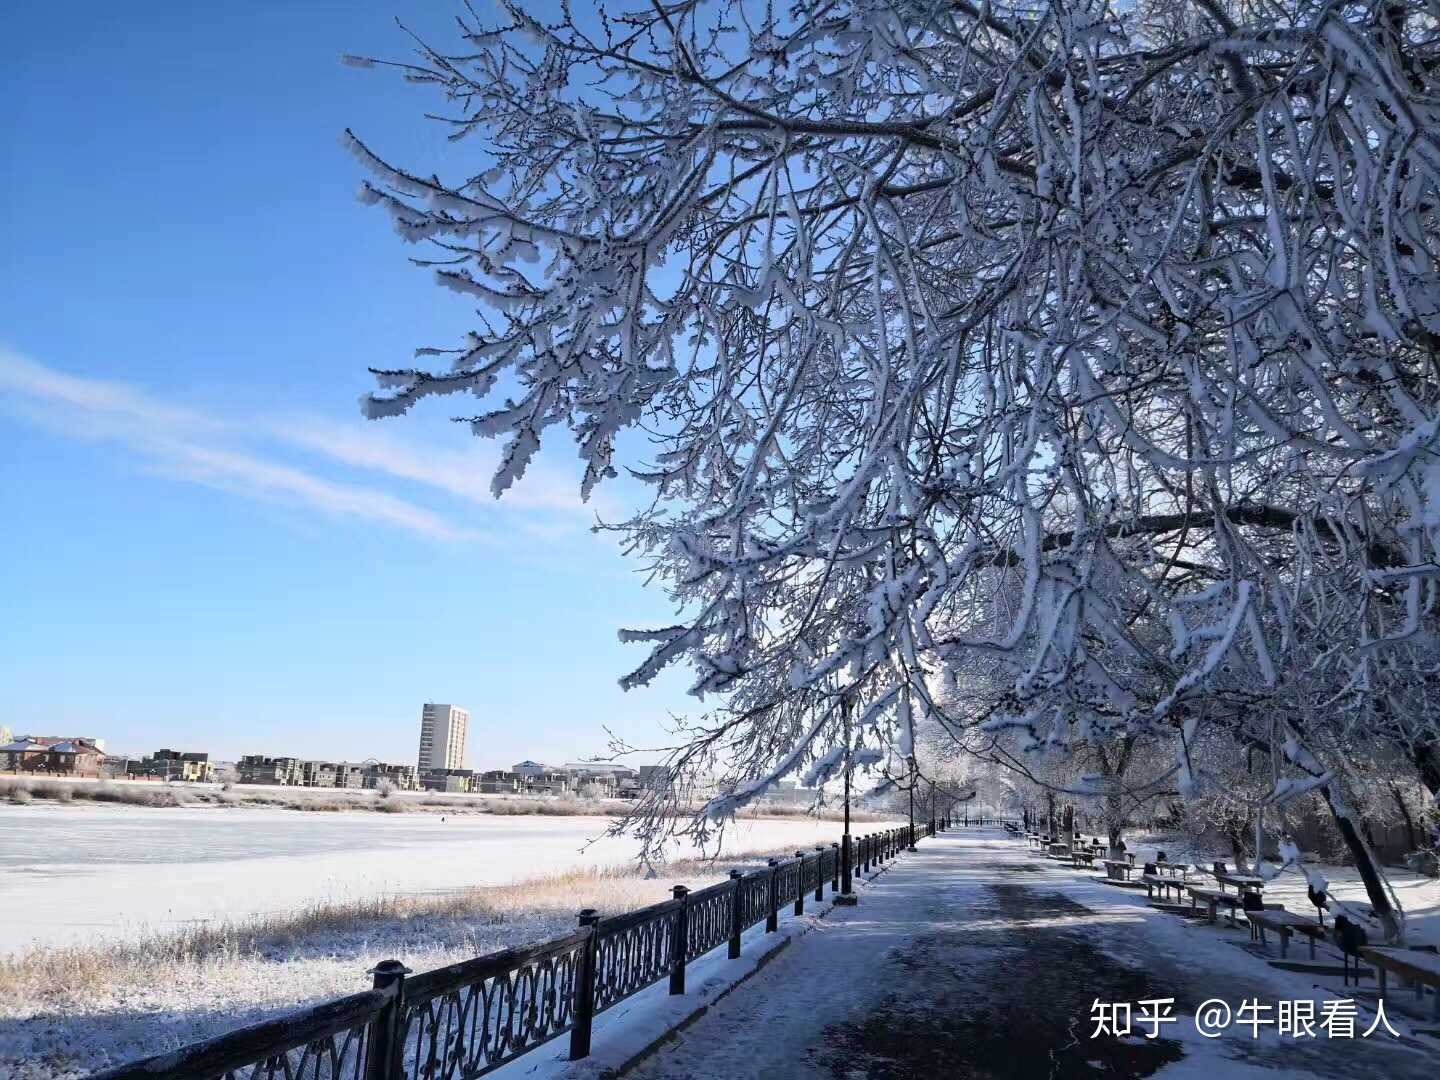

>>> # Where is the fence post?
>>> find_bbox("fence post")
[365,959,411,1080]
[669,886,690,995]
[728,870,744,959]
[814,846,826,900]
[863,835,871,874]
[766,858,780,932]
[793,853,806,915]
[831,842,841,893]
[569,910,600,1060]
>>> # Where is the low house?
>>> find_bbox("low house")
[41,739,106,776]
[2,738,51,772]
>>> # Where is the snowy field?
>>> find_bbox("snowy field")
[0,803,848,954]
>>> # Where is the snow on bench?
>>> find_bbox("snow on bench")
[1140,873,1187,903]
[1187,886,1244,925]
[1361,947,1440,1022]
[1246,909,1324,960]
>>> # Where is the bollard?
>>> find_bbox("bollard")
[727,870,744,959]
[831,841,842,893]
[815,846,827,900]
[569,910,601,1060]
[863,835,871,874]
[365,959,411,1080]
[794,853,806,915]
[766,858,780,932]
[669,886,690,995]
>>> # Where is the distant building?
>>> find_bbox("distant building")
[418,703,469,772]
[237,755,420,791]
[363,762,418,791]
[476,769,523,794]
[2,737,52,772]
[128,749,215,783]
[419,767,476,793]
[562,763,639,780]
[237,755,303,786]
[3,736,105,775]
[510,760,552,778]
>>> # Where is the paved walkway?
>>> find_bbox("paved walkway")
[624,829,1439,1080]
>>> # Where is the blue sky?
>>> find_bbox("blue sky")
[0,3,696,767]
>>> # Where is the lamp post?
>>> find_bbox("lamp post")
[907,757,917,851]
[836,694,857,905]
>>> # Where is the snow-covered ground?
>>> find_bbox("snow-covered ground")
[0,803,847,953]
[558,827,1440,1080]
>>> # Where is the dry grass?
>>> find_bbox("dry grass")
[1,775,890,823]
[0,852,784,1006]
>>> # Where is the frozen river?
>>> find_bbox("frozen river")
[0,803,845,954]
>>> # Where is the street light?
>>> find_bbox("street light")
[836,694,857,905]
[907,756,918,851]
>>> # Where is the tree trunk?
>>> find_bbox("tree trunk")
[1226,826,1251,873]
[1321,784,1402,944]
[1388,783,1418,852]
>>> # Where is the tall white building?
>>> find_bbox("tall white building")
[417,703,469,772]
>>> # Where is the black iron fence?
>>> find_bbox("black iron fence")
[90,820,944,1080]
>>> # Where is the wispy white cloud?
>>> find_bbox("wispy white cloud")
[269,416,602,518]
[0,347,518,541]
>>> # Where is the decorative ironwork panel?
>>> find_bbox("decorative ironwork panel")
[739,872,770,929]
[397,940,583,1080]
[776,861,800,908]
[799,856,818,897]
[215,1026,369,1080]
[592,909,676,1014]
[684,886,732,961]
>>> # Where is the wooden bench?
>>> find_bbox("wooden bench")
[1361,947,1440,1022]
[1141,872,1187,903]
[1188,885,1242,925]
[1071,848,1096,868]
[1102,859,1136,882]
[1246,909,1324,960]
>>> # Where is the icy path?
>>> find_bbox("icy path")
[620,829,1439,1080]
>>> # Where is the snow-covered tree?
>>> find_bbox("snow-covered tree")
[348,1,1440,934]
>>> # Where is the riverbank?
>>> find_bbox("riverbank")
[0,853,782,1079]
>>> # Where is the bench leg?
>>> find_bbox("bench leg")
[1307,934,1315,960]
[1208,899,1217,924]
[1278,928,1288,959]
[1378,967,1386,1000]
